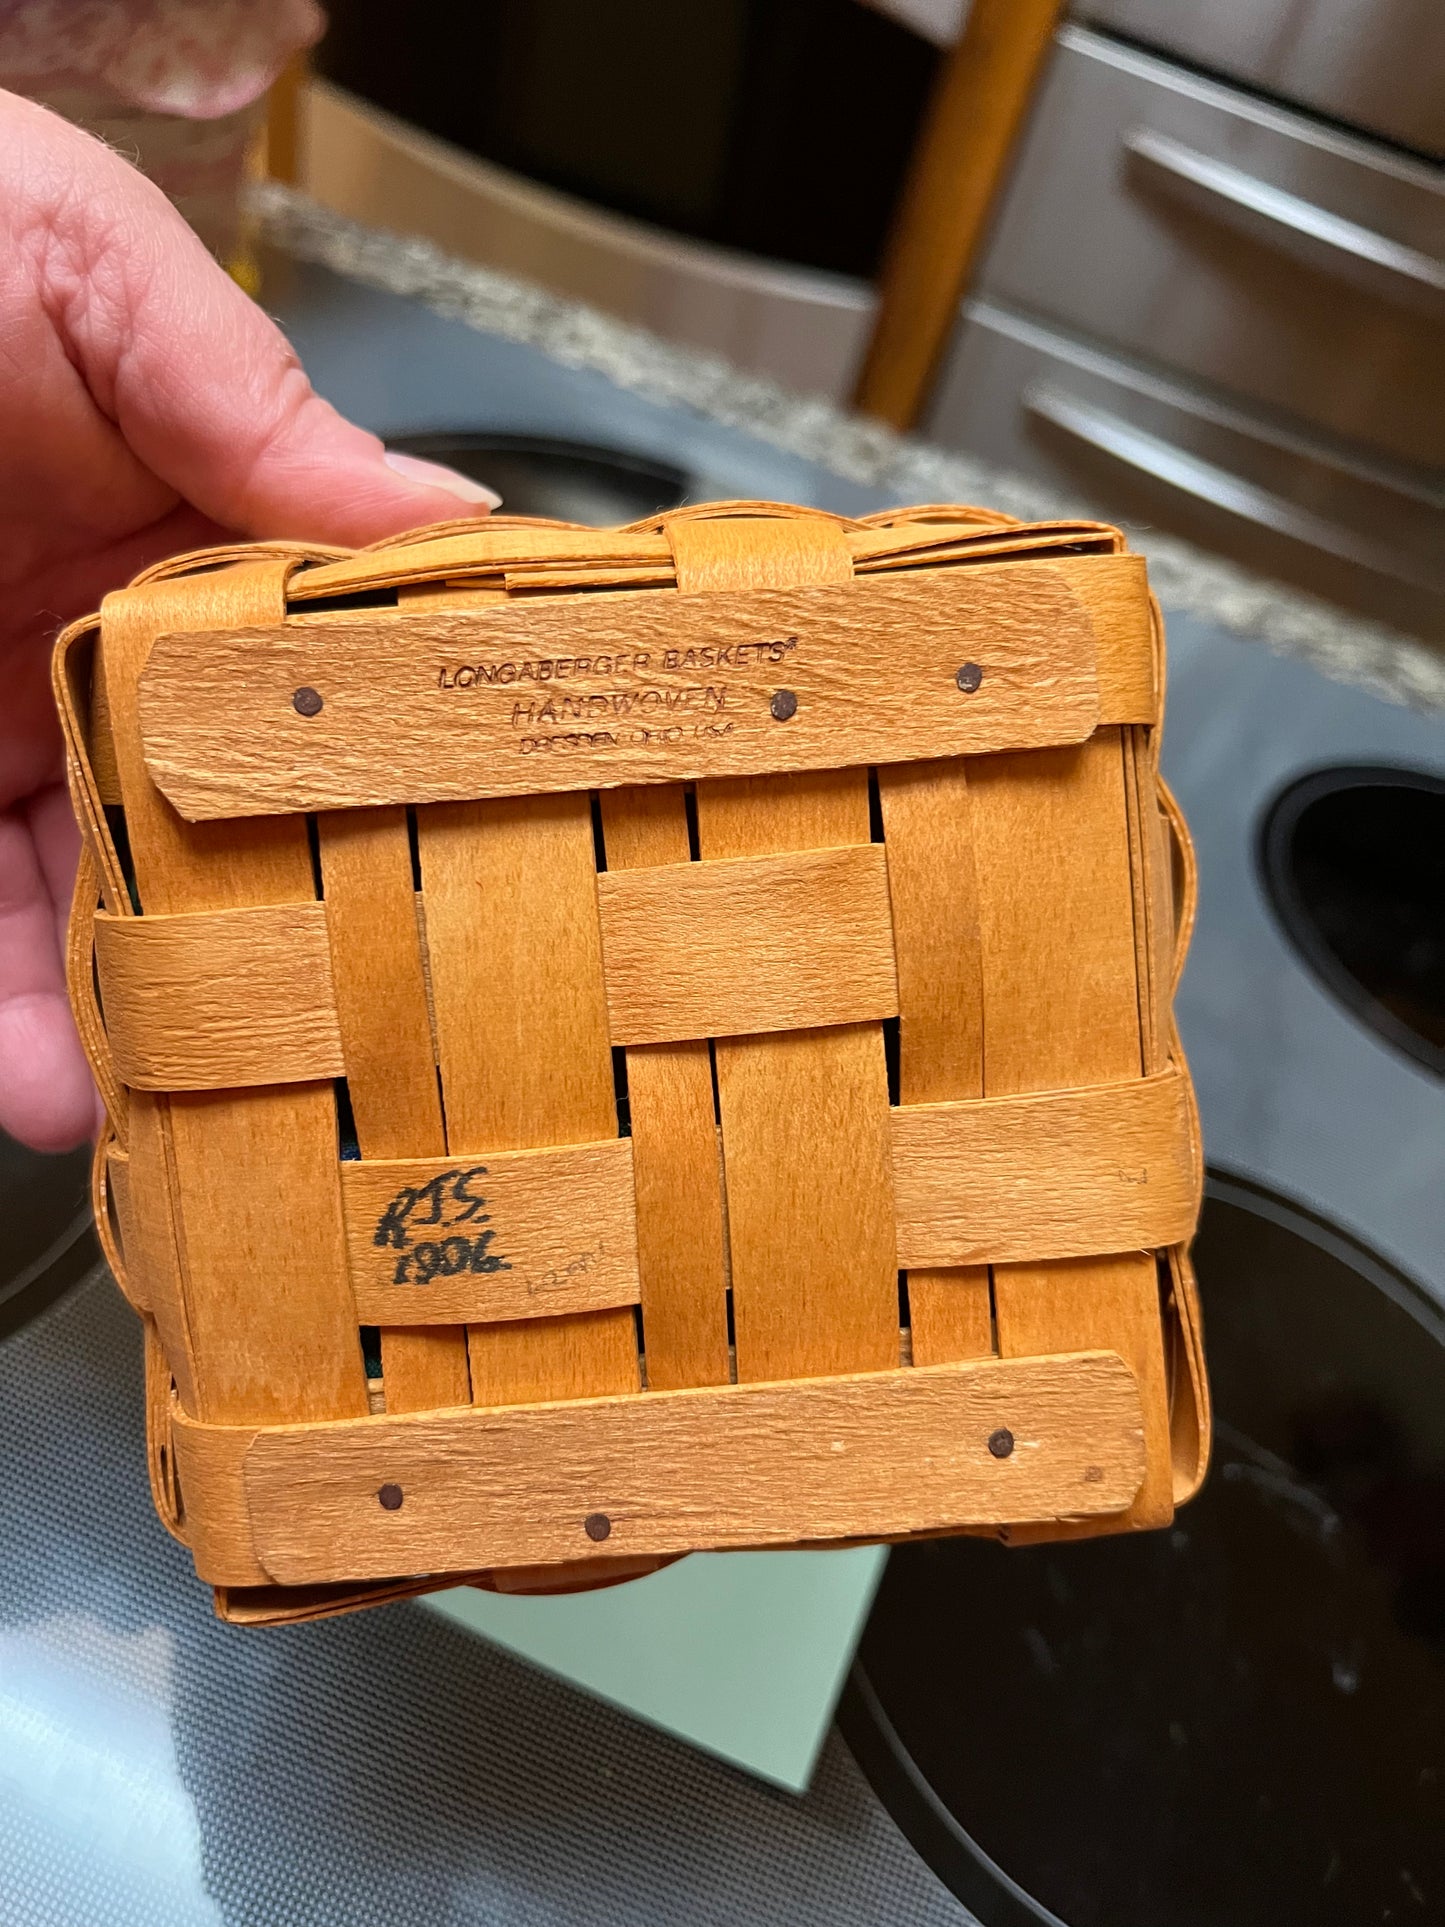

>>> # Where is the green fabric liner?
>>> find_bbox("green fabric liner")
[424,1545,887,1792]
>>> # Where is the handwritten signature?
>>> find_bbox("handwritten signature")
[373,1165,512,1285]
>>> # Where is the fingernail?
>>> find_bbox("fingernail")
[384,450,502,507]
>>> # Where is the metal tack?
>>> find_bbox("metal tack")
[770,688,798,722]
[955,663,983,694]
[292,686,324,717]
[987,1428,1015,1459]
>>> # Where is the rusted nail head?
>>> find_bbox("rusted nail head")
[955,663,983,694]
[987,1428,1015,1460]
[770,688,798,722]
[293,686,324,717]
[378,1482,404,1511]
[583,1511,612,1542]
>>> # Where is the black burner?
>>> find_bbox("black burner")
[841,1175,1445,1927]
[0,1130,96,1339]
[1260,765,1445,1078]
[385,432,689,527]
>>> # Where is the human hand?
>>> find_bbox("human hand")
[0,90,496,1151]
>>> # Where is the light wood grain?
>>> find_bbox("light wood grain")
[88,657,123,806]
[1122,639,1179,1083]
[318,809,443,1157]
[597,843,898,1045]
[969,743,1142,1079]
[68,846,126,1128]
[416,788,640,1405]
[676,514,901,1384]
[877,757,992,1363]
[1160,774,1198,999]
[851,547,1155,725]
[340,1138,640,1325]
[968,733,1174,1532]
[1166,1242,1211,1505]
[118,1096,194,1399]
[94,902,343,1090]
[98,564,369,1427]
[52,618,127,905]
[290,517,1136,607]
[891,1068,1199,1268]
[213,1573,481,1624]
[142,1315,185,1538]
[1045,555,1156,723]
[903,1271,991,1364]
[318,806,471,1411]
[292,527,676,600]
[99,1139,138,1307]
[171,1350,1146,1584]
[1136,667,1211,1506]
[486,1555,667,1595]
[854,549,1154,724]
[705,1016,900,1381]
[853,0,1068,427]
[598,783,731,1391]
[877,764,983,1104]
[137,567,1100,818]
[349,1249,639,1326]
[504,564,673,594]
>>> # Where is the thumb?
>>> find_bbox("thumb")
[17,93,497,546]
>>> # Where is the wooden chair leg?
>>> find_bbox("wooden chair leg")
[266,54,309,184]
[852,0,1066,430]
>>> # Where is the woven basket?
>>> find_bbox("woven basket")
[56,502,1208,1626]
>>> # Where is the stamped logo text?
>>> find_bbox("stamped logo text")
[433,633,801,759]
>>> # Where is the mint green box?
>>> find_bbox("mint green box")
[425,1545,886,1791]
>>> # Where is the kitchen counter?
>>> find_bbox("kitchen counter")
[260,183,1444,716]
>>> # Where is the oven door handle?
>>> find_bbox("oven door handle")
[1124,128,1445,320]
[1025,386,1438,589]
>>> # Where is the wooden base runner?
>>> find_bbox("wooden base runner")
[172,1349,1146,1587]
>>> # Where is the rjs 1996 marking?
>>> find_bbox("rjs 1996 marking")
[372,1165,512,1285]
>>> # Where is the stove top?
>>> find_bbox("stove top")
[2,252,1441,1926]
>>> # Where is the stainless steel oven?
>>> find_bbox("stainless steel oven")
[924,18,1444,637]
